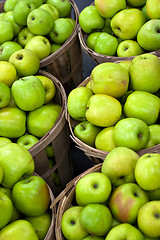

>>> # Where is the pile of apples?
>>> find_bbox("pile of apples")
[67,53,160,153]
[0,0,75,61]
[79,0,160,58]
[60,147,160,239]
[0,142,52,240]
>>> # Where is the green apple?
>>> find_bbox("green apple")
[27,103,61,137]
[117,40,144,57]
[4,0,19,12]
[109,182,148,224]
[141,4,151,21]
[86,32,102,50]
[13,1,36,26]
[12,75,46,111]
[135,153,160,191]
[111,8,146,40]
[94,32,119,56]
[138,201,160,238]
[146,0,160,19]
[0,191,13,229]
[61,206,89,240]
[113,117,150,151]
[9,49,40,77]
[0,137,12,148]
[67,86,93,121]
[95,0,126,18]
[18,27,35,47]
[25,213,51,240]
[85,94,122,127]
[4,11,23,37]
[137,19,160,51]
[17,134,39,150]
[50,43,61,53]
[80,203,112,236]
[12,175,50,217]
[147,188,160,201]
[26,0,43,8]
[0,61,17,87]
[101,146,139,187]
[35,75,56,104]
[0,219,39,240]
[46,0,72,18]
[124,91,160,125]
[0,13,6,19]
[0,107,26,138]
[49,18,74,44]
[102,18,112,35]
[129,53,160,93]
[118,60,131,71]
[90,62,129,98]
[39,3,59,21]
[74,121,101,147]
[0,82,11,108]
[105,223,144,240]
[0,18,14,44]
[0,41,22,61]
[25,35,51,60]
[126,0,146,7]
[79,6,105,34]
[27,8,54,35]
[67,17,76,28]
[95,126,116,152]
[75,172,112,206]
[145,124,160,148]
[8,91,17,107]
[0,143,35,189]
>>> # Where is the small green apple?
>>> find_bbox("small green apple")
[117,40,144,57]
[0,137,12,148]
[0,41,22,61]
[17,134,39,150]
[46,0,72,18]
[0,82,11,108]
[145,124,160,148]
[4,0,19,12]
[86,32,102,50]
[126,0,146,7]
[118,60,131,72]
[0,61,17,87]
[4,11,23,37]
[141,4,151,21]
[0,191,13,229]
[0,18,14,44]
[102,18,112,35]
[50,43,61,53]
[27,0,43,8]
[39,3,59,21]
[18,27,35,47]
[146,0,160,19]
[147,188,160,201]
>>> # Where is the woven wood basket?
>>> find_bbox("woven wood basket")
[66,76,160,163]
[78,1,160,64]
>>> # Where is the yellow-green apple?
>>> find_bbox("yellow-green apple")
[95,0,126,18]
[17,134,39,150]
[0,143,35,189]
[126,0,146,7]
[39,3,59,21]
[101,147,139,187]
[117,40,144,57]
[145,124,160,148]
[9,49,40,77]
[85,94,122,127]
[135,153,160,191]
[12,176,50,217]
[123,91,160,125]
[75,172,112,206]
[18,27,35,47]
[12,75,46,111]
[25,213,52,240]
[0,107,26,138]
[67,86,93,121]
[137,19,160,51]
[94,32,119,56]
[86,32,102,50]
[80,203,112,236]
[118,60,131,71]
[50,43,61,53]
[129,53,160,93]
[0,137,12,148]
[4,11,23,37]
[74,121,101,147]
[25,36,51,60]
[137,201,160,238]
[27,8,54,35]
[147,188,160,201]
[105,223,144,240]
[61,206,89,240]
[49,18,74,44]
[4,0,19,12]
[13,1,36,26]
[90,62,129,98]
[0,61,17,87]
[0,219,39,240]
[0,19,14,44]
[0,191,13,229]
[111,8,146,40]
[27,103,61,137]
[109,183,148,224]
[0,13,6,19]
[146,0,160,19]
[95,126,116,152]
[141,4,151,21]
[35,75,56,104]
[0,41,22,61]
[79,6,105,34]
[0,82,11,108]
[46,0,72,18]
[113,118,150,151]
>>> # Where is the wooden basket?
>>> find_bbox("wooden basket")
[78,1,160,64]
[66,77,160,163]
